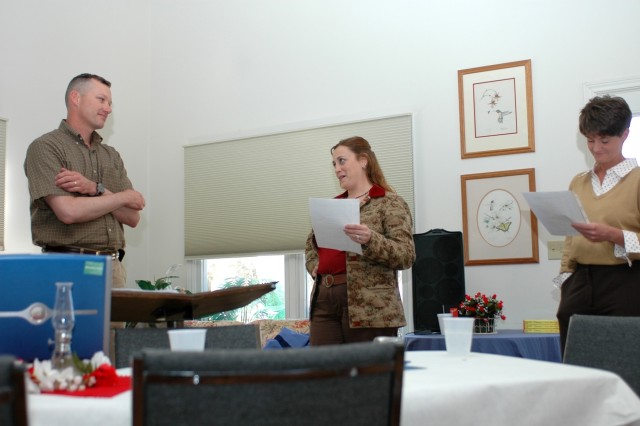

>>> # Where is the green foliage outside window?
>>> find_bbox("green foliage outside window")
[202,276,285,322]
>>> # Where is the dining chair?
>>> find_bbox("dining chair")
[563,314,640,395]
[115,324,261,368]
[132,340,405,426]
[0,355,28,426]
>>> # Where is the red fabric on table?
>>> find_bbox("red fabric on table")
[42,375,131,398]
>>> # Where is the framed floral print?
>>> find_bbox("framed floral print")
[461,168,539,265]
[458,59,535,158]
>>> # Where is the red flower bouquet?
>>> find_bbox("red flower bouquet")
[458,292,506,320]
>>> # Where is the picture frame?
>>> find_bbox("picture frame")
[461,168,539,266]
[458,59,535,159]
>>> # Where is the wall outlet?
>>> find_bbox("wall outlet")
[547,240,564,260]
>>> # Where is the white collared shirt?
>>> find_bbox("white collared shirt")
[591,158,640,260]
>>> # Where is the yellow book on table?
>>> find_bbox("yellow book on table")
[523,319,560,334]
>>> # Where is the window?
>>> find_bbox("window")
[0,118,5,250]
[622,115,640,159]
[191,254,408,323]
[193,253,313,321]
[203,255,286,321]
[183,114,413,257]
[184,113,414,323]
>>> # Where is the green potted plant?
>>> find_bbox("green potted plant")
[135,264,190,294]
[128,264,190,328]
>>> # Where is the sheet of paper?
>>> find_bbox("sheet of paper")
[309,198,362,254]
[522,191,589,236]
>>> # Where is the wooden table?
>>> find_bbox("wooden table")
[111,282,277,326]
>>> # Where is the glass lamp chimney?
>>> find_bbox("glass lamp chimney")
[51,282,75,369]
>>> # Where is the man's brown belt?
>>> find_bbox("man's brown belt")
[42,246,124,262]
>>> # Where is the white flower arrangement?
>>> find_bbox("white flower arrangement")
[28,351,113,393]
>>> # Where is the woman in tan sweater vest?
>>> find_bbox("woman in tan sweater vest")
[556,95,640,355]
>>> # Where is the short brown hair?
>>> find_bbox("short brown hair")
[65,73,111,107]
[579,95,631,137]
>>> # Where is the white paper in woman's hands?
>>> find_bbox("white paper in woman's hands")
[309,198,362,254]
[522,191,589,236]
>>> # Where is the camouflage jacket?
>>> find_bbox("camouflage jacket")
[305,185,415,328]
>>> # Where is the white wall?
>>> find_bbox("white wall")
[0,0,152,283]
[2,0,640,329]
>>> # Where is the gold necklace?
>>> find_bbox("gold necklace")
[351,189,370,199]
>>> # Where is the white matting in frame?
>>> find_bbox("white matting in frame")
[458,59,535,159]
[461,168,539,265]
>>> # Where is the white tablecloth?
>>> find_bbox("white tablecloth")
[28,368,131,426]
[402,351,640,426]
[29,390,131,426]
[28,355,640,426]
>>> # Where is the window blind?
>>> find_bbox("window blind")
[184,114,414,258]
[0,119,5,251]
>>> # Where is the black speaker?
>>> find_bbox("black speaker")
[412,229,466,333]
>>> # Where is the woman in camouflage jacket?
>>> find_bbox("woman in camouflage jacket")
[305,136,415,345]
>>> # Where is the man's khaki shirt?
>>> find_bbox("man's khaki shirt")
[24,120,133,250]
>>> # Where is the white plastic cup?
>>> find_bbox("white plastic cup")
[437,313,453,335]
[167,329,207,351]
[443,317,474,357]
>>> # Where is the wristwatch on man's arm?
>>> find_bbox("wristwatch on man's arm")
[94,182,105,196]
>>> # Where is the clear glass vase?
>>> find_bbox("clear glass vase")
[51,282,75,369]
[473,317,497,334]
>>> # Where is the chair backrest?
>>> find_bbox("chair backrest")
[132,341,405,426]
[0,356,28,426]
[115,325,261,368]
[564,314,640,395]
